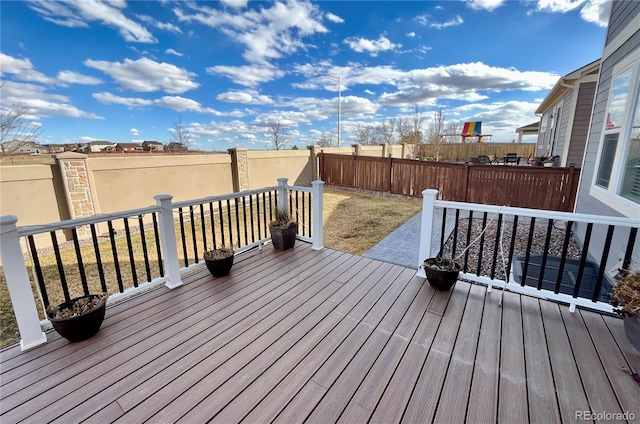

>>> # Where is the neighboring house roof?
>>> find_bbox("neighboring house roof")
[142,140,163,145]
[88,140,113,145]
[167,142,186,149]
[116,143,143,149]
[515,122,540,135]
[535,59,601,114]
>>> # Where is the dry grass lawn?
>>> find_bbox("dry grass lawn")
[0,188,421,349]
[322,188,421,255]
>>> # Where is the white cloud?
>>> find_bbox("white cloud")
[429,15,464,30]
[344,35,401,57]
[0,54,56,84]
[220,0,249,9]
[174,0,328,63]
[165,48,184,56]
[579,0,610,27]
[406,32,416,38]
[465,0,506,11]
[531,0,610,26]
[155,96,205,112]
[536,0,584,13]
[216,89,274,105]
[206,64,285,87]
[294,61,557,109]
[325,12,344,23]
[92,92,153,107]
[415,14,429,25]
[129,128,140,136]
[84,57,199,93]
[92,91,245,116]
[1,53,101,86]
[364,89,375,95]
[377,62,557,106]
[136,14,182,34]
[1,80,102,119]
[56,70,102,85]
[28,0,156,43]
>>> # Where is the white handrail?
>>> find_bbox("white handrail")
[1,178,324,351]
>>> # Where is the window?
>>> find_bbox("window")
[620,89,640,203]
[592,47,640,214]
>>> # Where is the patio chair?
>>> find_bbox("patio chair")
[477,155,492,165]
[503,153,521,165]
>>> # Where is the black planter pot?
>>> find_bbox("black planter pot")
[205,255,234,277]
[624,314,640,353]
[271,223,298,251]
[423,258,461,291]
[48,294,106,342]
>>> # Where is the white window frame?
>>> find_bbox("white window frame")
[590,46,640,217]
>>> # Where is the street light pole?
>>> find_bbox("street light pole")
[321,74,341,147]
[337,75,341,148]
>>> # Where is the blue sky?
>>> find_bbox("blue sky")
[1,0,610,151]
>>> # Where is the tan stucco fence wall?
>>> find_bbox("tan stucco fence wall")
[0,148,320,244]
[0,142,534,241]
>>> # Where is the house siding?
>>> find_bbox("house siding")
[555,91,573,158]
[575,1,640,275]
[536,90,572,158]
[606,0,639,44]
[566,81,596,167]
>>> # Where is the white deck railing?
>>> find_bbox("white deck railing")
[418,189,640,314]
[0,178,324,351]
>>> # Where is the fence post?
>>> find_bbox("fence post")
[462,161,470,202]
[311,180,325,250]
[388,155,393,193]
[417,189,438,278]
[228,147,249,192]
[307,145,321,181]
[0,216,48,351]
[277,178,289,213]
[154,195,183,289]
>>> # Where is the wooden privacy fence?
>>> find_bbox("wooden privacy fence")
[320,153,580,212]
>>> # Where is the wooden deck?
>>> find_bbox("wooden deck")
[1,243,639,423]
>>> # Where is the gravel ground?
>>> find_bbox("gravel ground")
[441,216,582,281]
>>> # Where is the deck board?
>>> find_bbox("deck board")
[539,300,591,422]
[498,290,528,423]
[561,307,626,417]
[521,295,561,423]
[1,244,639,424]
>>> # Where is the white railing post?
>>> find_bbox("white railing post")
[154,195,183,289]
[417,189,439,278]
[0,216,47,351]
[311,180,325,250]
[277,178,289,213]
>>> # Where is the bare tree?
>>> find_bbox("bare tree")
[376,119,395,145]
[443,119,462,144]
[425,108,446,161]
[268,121,292,150]
[396,117,412,144]
[410,104,424,143]
[1,104,42,156]
[353,124,374,145]
[168,116,193,154]
[315,130,336,147]
[402,105,426,158]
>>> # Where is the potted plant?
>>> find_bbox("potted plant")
[422,208,504,291]
[46,293,107,342]
[423,256,462,291]
[203,246,234,277]
[610,268,640,352]
[269,208,298,251]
